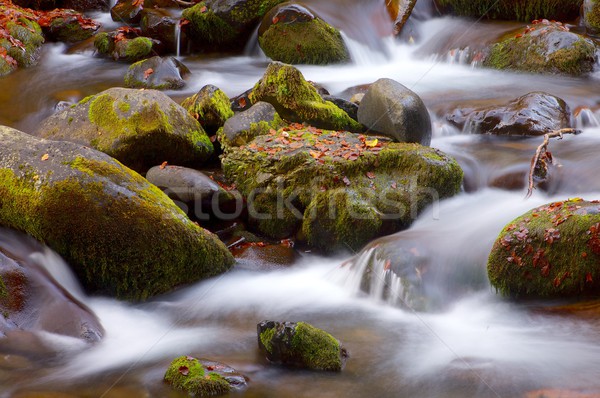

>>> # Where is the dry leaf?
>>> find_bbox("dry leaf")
[41,153,49,161]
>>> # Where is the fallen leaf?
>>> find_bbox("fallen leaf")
[586,272,593,283]
[238,97,246,108]
[143,68,154,79]
[366,171,375,179]
[365,138,378,147]
[178,366,189,376]
[160,161,168,169]
[200,5,207,12]
[41,153,49,161]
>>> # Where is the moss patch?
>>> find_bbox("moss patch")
[164,356,231,396]
[291,322,343,371]
[181,85,234,131]
[182,2,237,45]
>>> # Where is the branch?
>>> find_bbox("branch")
[525,128,580,199]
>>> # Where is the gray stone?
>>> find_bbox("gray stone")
[124,56,189,90]
[220,101,283,148]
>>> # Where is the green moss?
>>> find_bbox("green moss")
[291,322,343,371]
[182,2,237,45]
[5,19,44,67]
[164,356,231,396]
[585,0,600,32]
[117,101,130,113]
[259,18,349,65]
[260,327,276,353]
[249,62,362,132]
[93,32,112,54]
[0,56,17,76]
[181,86,234,129]
[124,37,153,62]
[488,199,600,298]
[436,0,581,21]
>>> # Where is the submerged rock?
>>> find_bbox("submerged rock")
[484,21,597,76]
[434,0,581,22]
[124,56,189,90]
[258,3,350,65]
[37,87,213,173]
[221,125,462,251]
[0,126,233,300]
[446,92,571,136]
[249,62,363,132]
[257,320,348,371]
[164,356,247,396]
[488,199,600,299]
[181,85,234,133]
[357,78,432,145]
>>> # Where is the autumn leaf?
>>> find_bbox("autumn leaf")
[309,150,322,159]
[238,97,247,108]
[143,68,153,79]
[179,19,190,27]
[132,0,144,7]
[365,138,378,147]
[41,153,49,161]
[178,366,190,376]
[586,272,593,283]
[366,171,375,179]
[200,5,207,13]
[160,161,167,169]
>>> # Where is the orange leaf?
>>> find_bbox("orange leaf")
[200,5,207,13]
[143,68,154,79]
[238,97,247,108]
[160,161,168,169]
[366,171,375,179]
[41,153,49,161]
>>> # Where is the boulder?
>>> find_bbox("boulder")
[446,92,571,136]
[140,8,184,54]
[219,101,285,149]
[584,0,600,36]
[181,85,234,133]
[37,87,213,173]
[488,199,600,299]
[257,321,348,371]
[164,356,247,396]
[434,0,581,22]
[484,21,597,76]
[94,31,156,62]
[38,9,99,42]
[322,95,359,121]
[258,3,350,65]
[357,78,432,145]
[221,125,462,251]
[249,62,363,132]
[0,126,233,300]
[124,56,189,90]
[111,0,144,24]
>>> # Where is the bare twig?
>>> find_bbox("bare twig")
[526,128,580,198]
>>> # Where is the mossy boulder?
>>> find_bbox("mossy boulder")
[140,8,183,54]
[434,0,582,22]
[94,30,156,62]
[182,0,285,52]
[219,101,286,149]
[0,126,234,300]
[249,62,363,132]
[40,10,99,42]
[483,21,597,76]
[488,199,600,299]
[0,3,44,75]
[221,125,463,251]
[445,92,571,136]
[181,85,234,133]
[584,0,600,36]
[111,0,144,24]
[258,320,348,371]
[125,56,190,90]
[37,87,213,173]
[258,3,350,65]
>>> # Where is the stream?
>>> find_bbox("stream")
[3,0,600,397]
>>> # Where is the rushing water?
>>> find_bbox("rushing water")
[3,1,600,397]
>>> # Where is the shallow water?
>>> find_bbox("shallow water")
[2,0,600,397]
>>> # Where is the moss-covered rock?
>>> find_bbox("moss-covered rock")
[182,0,285,52]
[181,85,234,133]
[39,9,99,42]
[249,62,363,132]
[0,2,44,75]
[434,0,582,22]
[257,320,348,371]
[584,0,600,36]
[221,125,463,251]
[125,56,189,90]
[487,199,600,299]
[111,0,144,24]
[94,29,156,62]
[258,3,349,65]
[36,87,213,173]
[483,21,597,76]
[219,101,286,149]
[0,126,233,300]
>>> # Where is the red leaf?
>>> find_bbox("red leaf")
[200,5,207,12]
[586,272,593,284]
[143,68,154,79]
[366,171,375,179]
[178,366,189,376]
[160,161,168,169]
[238,97,247,108]
[272,16,279,24]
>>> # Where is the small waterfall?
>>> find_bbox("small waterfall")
[574,107,600,129]
[175,21,181,58]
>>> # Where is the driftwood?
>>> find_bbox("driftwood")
[525,128,580,198]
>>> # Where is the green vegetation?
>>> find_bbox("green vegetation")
[164,356,231,396]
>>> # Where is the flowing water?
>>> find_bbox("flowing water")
[3,0,600,397]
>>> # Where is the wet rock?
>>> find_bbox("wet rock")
[0,3,44,76]
[140,9,184,54]
[219,101,285,149]
[230,88,253,112]
[433,0,581,22]
[124,56,189,90]
[584,0,600,36]
[357,78,432,145]
[38,10,99,43]
[61,0,109,12]
[231,239,297,269]
[111,0,144,24]
[94,31,157,62]
[37,87,213,173]
[182,0,285,53]
[249,62,363,132]
[0,125,233,300]
[258,3,349,65]
[181,85,234,133]
[322,95,359,121]
[446,92,571,136]
[164,355,247,396]
[488,199,600,299]
[385,0,417,35]
[257,320,348,371]
[221,125,462,251]
[484,21,597,76]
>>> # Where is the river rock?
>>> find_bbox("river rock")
[181,85,234,133]
[322,95,359,121]
[446,92,571,136]
[484,21,597,76]
[140,8,183,54]
[111,0,144,24]
[0,125,233,300]
[357,78,432,145]
[0,229,104,342]
[257,320,348,371]
[433,0,581,22]
[0,3,44,76]
[219,101,285,149]
[39,10,99,43]
[94,31,156,62]
[249,62,363,132]
[258,3,350,65]
[221,125,462,251]
[164,355,247,396]
[182,0,285,52]
[584,0,600,36]
[487,199,600,299]
[124,56,189,90]
[37,87,213,173]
